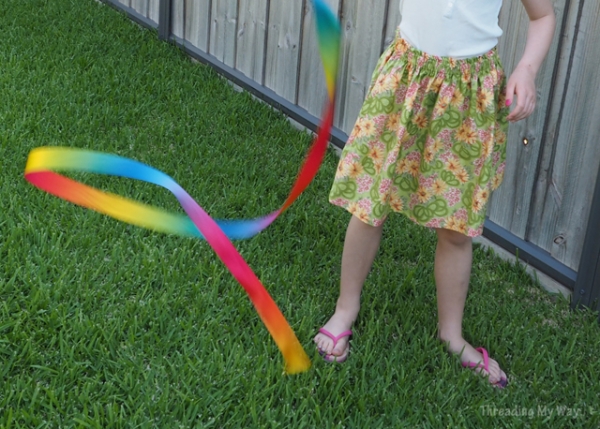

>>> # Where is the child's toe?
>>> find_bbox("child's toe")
[314,334,333,354]
[487,359,507,386]
[331,343,346,356]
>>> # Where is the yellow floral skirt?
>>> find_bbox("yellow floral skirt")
[329,35,509,237]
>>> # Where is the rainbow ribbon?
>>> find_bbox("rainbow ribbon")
[24,0,340,374]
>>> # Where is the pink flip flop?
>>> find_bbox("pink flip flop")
[317,328,352,363]
[462,347,508,388]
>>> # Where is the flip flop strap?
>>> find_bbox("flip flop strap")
[318,328,352,347]
[475,347,490,372]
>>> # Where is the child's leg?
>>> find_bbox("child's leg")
[434,228,506,384]
[314,215,384,356]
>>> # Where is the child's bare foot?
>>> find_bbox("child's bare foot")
[314,311,354,359]
[442,337,507,387]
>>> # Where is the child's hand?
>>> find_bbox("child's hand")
[505,65,537,122]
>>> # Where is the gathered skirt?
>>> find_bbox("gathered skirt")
[329,34,510,237]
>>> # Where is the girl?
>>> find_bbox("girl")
[315,0,555,387]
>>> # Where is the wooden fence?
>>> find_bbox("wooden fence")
[104,0,600,299]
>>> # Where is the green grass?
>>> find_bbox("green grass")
[1,0,600,427]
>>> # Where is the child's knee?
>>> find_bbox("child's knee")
[435,228,472,247]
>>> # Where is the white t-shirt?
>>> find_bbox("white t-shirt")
[399,0,503,59]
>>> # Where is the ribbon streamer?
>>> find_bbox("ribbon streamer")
[24,0,340,374]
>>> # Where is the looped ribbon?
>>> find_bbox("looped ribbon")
[24,0,340,374]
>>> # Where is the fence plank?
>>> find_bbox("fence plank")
[297,0,340,117]
[486,0,566,240]
[532,0,600,269]
[210,0,238,67]
[525,0,581,257]
[172,0,184,39]
[383,0,401,50]
[236,0,268,83]
[132,0,148,16]
[264,0,304,103]
[184,0,210,51]
[335,0,387,134]
[148,0,159,23]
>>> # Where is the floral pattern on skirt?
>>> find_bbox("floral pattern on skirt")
[329,35,510,237]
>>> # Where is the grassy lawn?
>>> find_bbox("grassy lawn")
[1,0,600,427]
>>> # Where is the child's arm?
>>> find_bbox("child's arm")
[506,0,556,122]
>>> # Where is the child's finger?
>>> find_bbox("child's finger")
[505,80,522,122]
[505,80,516,108]
[513,99,529,121]
[510,91,536,122]
[507,96,523,121]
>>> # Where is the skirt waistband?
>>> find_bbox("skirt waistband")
[393,28,499,66]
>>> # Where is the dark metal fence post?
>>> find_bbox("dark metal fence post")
[158,0,172,41]
[572,171,600,319]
